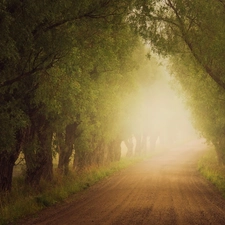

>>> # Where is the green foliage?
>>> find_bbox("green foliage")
[130,0,225,89]
[1,0,156,192]
[169,54,224,141]
[198,148,225,196]
[167,51,225,166]
[130,0,225,163]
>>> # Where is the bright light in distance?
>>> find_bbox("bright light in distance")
[122,65,197,156]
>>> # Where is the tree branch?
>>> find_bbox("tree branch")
[184,38,225,90]
[0,62,53,88]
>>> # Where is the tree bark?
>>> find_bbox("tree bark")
[40,129,54,181]
[24,114,53,186]
[0,129,25,192]
[57,132,66,173]
[0,151,17,192]
[58,122,79,175]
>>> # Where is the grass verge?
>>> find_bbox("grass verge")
[198,147,225,196]
[0,156,144,225]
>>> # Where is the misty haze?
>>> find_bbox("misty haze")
[1,1,225,225]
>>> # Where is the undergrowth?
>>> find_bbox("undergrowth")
[198,148,225,196]
[0,156,143,225]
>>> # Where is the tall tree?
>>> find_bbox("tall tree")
[0,0,136,191]
[130,0,225,89]
[130,0,225,162]
[169,54,225,165]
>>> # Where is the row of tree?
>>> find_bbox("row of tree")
[0,0,158,192]
[2,0,225,193]
[130,0,225,165]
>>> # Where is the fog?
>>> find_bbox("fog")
[147,71,196,144]
[121,60,197,156]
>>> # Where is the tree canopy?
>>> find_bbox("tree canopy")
[130,0,225,89]
[1,0,225,192]
[129,0,225,164]
[0,0,154,191]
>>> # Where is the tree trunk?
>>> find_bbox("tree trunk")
[74,149,89,172]
[107,138,121,162]
[41,130,54,181]
[114,139,122,161]
[0,151,17,192]
[93,141,106,167]
[149,130,159,151]
[24,114,53,186]
[124,137,133,157]
[215,146,225,166]
[0,129,25,192]
[24,152,44,187]
[143,135,148,154]
[214,136,225,166]
[134,134,142,155]
[24,131,45,187]
[57,132,66,173]
[58,122,79,175]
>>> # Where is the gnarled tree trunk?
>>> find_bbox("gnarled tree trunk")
[40,129,54,181]
[58,122,79,175]
[0,151,18,192]
[24,114,53,186]
[0,129,25,192]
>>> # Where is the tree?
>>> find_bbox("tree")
[129,0,225,163]
[130,0,225,89]
[0,0,137,191]
[169,54,225,165]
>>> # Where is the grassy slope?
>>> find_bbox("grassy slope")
[198,147,225,197]
[0,156,145,225]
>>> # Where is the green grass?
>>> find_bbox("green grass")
[198,147,225,196]
[0,156,144,225]
[0,146,168,225]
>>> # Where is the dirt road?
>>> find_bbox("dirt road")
[22,140,225,225]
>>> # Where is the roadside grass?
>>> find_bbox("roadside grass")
[0,145,169,225]
[0,155,146,225]
[198,147,225,196]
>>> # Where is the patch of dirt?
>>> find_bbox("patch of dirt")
[19,139,225,225]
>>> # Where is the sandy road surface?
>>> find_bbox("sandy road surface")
[21,140,225,225]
